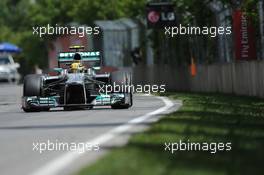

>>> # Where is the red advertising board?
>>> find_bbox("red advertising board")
[233,10,257,60]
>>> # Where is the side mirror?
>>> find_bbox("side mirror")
[14,63,20,69]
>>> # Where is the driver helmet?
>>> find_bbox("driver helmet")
[70,53,84,73]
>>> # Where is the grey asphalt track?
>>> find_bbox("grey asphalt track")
[0,84,181,175]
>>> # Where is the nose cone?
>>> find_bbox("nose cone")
[66,73,85,85]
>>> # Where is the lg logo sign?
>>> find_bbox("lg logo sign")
[148,11,176,24]
[163,12,176,21]
[148,11,160,23]
[146,2,177,28]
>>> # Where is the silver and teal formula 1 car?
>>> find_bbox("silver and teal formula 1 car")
[22,46,133,112]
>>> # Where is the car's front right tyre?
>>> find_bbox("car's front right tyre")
[22,74,44,112]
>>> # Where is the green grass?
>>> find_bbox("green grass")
[77,93,264,175]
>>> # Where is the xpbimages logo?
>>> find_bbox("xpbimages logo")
[165,24,232,38]
[32,24,100,37]
[164,140,232,154]
[98,83,166,95]
[32,140,100,154]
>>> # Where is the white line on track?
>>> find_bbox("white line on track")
[31,96,174,175]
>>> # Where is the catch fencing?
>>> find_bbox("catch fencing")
[94,18,140,67]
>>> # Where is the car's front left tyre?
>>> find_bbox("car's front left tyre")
[111,92,133,109]
[110,71,133,109]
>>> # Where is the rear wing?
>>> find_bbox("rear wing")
[58,51,101,62]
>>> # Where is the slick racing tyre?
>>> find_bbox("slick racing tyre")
[110,70,133,109]
[110,70,132,93]
[23,74,43,97]
[111,92,133,109]
[22,74,49,112]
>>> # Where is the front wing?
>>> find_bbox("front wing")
[22,93,126,109]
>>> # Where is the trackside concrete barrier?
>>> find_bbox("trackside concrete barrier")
[132,61,264,98]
